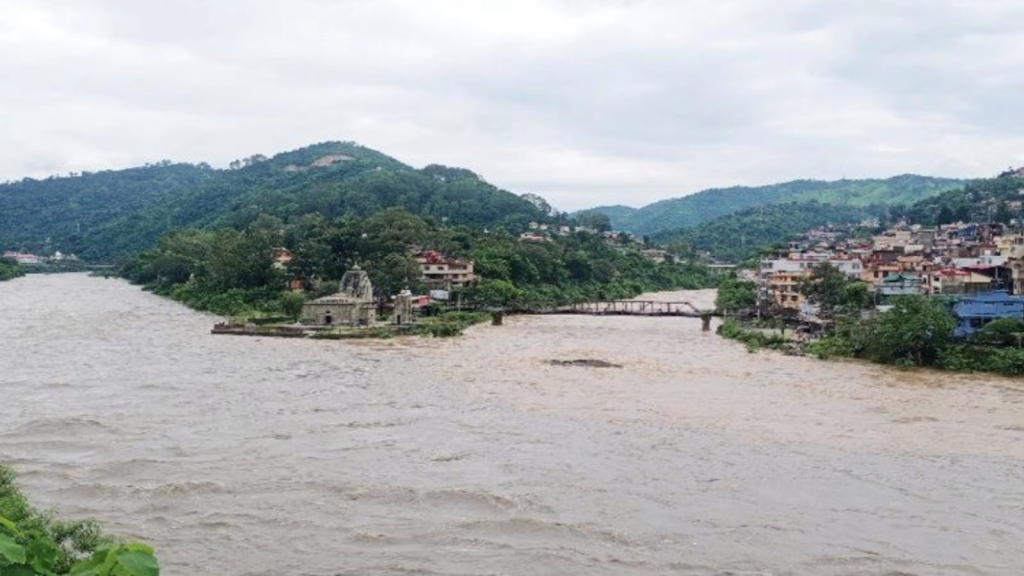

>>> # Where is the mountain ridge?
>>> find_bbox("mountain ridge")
[580,174,964,236]
[0,141,547,260]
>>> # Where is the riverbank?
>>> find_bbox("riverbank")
[717,318,1024,377]
[209,311,492,339]
[2,276,1022,574]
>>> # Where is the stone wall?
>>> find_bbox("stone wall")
[301,302,376,326]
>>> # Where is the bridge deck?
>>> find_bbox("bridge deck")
[537,300,703,317]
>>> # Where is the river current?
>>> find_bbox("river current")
[1,274,1022,575]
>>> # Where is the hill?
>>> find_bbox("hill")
[0,141,547,260]
[906,169,1024,225]
[581,175,963,236]
[654,201,889,262]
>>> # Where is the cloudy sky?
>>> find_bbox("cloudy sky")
[1,0,1022,210]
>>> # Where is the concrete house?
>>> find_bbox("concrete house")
[416,251,476,289]
[953,291,1024,337]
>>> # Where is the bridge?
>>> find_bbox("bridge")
[538,300,705,317]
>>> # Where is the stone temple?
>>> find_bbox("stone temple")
[300,266,377,327]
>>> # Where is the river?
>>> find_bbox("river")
[1,274,1022,575]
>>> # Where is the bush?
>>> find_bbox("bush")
[423,322,464,338]
[868,295,955,367]
[0,464,159,575]
[975,318,1024,347]
[717,321,788,353]
[278,292,306,322]
[806,336,856,360]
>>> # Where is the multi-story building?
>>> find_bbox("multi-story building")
[767,270,809,312]
[415,251,476,289]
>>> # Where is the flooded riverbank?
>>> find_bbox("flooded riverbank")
[1,275,1022,575]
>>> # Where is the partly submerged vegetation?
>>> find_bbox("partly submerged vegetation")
[0,259,24,282]
[0,464,159,575]
[310,311,491,340]
[716,267,1024,376]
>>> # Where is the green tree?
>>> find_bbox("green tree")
[840,281,872,314]
[936,205,955,225]
[576,211,612,233]
[666,240,692,259]
[279,292,306,322]
[472,279,524,308]
[367,253,422,299]
[994,201,1013,225]
[799,263,850,320]
[870,295,955,366]
[715,276,756,313]
[976,317,1024,347]
[0,259,24,282]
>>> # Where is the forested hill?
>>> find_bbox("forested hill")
[0,162,214,254]
[581,175,963,236]
[654,201,889,263]
[906,169,1024,225]
[0,141,548,261]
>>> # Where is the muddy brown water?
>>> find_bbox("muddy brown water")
[1,275,1022,575]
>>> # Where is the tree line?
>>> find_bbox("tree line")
[121,208,722,318]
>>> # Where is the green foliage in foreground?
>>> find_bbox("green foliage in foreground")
[0,259,24,282]
[0,464,158,575]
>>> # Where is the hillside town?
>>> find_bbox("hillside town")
[750,220,1024,337]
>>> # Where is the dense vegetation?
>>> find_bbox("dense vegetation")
[121,208,721,319]
[807,295,1024,375]
[714,276,757,313]
[0,162,213,258]
[0,259,24,282]
[0,464,158,575]
[715,263,1024,376]
[905,171,1024,225]
[0,142,547,261]
[654,201,887,262]
[581,175,962,235]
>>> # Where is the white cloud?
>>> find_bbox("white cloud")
[1,0,1022,210]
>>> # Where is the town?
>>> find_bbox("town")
[745,217,1024,338]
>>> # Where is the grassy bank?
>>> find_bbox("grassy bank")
[0,464,159,575]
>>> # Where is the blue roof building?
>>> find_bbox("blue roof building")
[953,290,1024,338]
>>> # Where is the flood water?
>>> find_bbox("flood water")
[1,274,1022,575]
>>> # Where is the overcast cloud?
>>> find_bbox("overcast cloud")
[1,0,1022,210]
